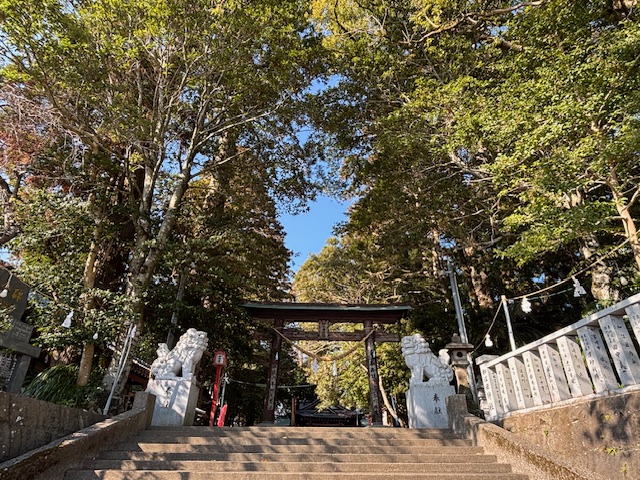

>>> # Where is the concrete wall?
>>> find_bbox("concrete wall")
[447,395,606,480]
[0,392,105,462]
[499,390,640,480]
[0,391,155,480]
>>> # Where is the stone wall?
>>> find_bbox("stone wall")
[447,395,603,480]
[0,392,105,462]
[0,391,155,480]
[499,390,640,479]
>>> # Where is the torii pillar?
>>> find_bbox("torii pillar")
[364,319,383,424]
[263,318,284,423]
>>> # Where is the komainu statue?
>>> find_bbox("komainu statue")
[401,333,453,386]
[150,328,208,380]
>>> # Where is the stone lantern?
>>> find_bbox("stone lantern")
[445,334,477,407]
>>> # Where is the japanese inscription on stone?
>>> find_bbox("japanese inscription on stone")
[556,335,593,397]
[523,351,552,406]
[479,365,503,418]
[508,357,534,409]
[599,314,640,386]
[626,304,640,346]
[5,321,33,343]
[577,326,618,392]
[539,344,571,402]
[495,363,517,412]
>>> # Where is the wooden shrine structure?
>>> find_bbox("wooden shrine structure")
[243,302,411,424]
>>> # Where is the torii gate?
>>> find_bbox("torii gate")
[243,302,411,424]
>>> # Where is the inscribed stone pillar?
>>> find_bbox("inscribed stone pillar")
[495,363,518,412]
[476,356,504,420]
[0,321,40,393]
[508,357,534,409]
[523,350,552,406]
[5,355,30,393]
[556,335,593,397]
[538,344,571,402]
[599,314,640,386]
[626,303,640,345]
[577,326,618,392]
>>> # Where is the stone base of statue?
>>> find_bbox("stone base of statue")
[147,377,200,426]
[406,383,455,429]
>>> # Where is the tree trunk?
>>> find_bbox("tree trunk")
[378,373,406,427]
[77,342,95,386]
[166,265,189,349]
[102,149,196,403]
[618,203,640,271]
[427,229,449,300]
[607,170,640,271]
[462,243,494,309]
[581,235,618,302]
[0,175,21,245]
[101,285,145,397]
[77,219,102,386]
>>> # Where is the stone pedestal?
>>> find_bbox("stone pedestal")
[147,378,200,426]
[406,383,456,429]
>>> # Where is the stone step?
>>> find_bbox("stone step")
[64,426,529,480]
[65,471,529,480]
[113,442,473,454]
[96,450,491,463]
[126,435,472,446]
[146,426,457,437]
[80,460,516,473]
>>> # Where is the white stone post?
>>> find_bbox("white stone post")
[577,326,619,392]
[538,344,571,402]
[523,351,552,406]
[599,314,640,386]
[508,357,534,409]
[477,361,504,420]
[626,304,640,345]
[495,363,518,412]
[556,335,593,397]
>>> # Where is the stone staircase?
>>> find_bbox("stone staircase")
[64,426,529,479]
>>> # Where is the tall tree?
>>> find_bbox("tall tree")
[308,0,640,312]
[1,0,326,399]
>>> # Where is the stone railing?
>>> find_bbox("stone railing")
[476,292,640,421]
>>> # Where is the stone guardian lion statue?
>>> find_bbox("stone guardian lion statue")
[401,333,453,386]
[150,328,208,380]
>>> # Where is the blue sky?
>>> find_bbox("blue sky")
[279,195,349,273]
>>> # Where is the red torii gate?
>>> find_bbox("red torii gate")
[243,302,411,424]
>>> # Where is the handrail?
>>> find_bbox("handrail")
[477,292,640,421]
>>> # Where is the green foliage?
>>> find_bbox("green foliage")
[0,0,328,396]
[22,365,105,409]
[295,1,640,385]
[293,238,419,412]
[3,0,640,415]
[0,305,13,332]
[8,188,130,351]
